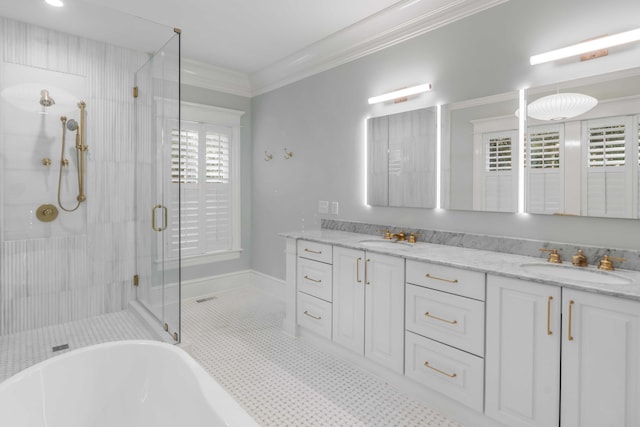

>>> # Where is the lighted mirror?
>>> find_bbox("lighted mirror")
[524,68,640,218]
[367,107,437,208]
[441,92,520,213]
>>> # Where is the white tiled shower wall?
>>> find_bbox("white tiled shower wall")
[0,18,150,335]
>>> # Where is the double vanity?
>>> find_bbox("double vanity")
[281,228,640,427]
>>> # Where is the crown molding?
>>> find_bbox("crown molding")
[181,58,252,98]
[250,0,508,96]
[181,0,508,98]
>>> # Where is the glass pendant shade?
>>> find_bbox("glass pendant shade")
[527,92,598,121]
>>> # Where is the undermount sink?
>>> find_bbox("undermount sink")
[357,239,414,250]
[520,263,632,285]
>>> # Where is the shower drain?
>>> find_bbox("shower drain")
[52,344,69,352]
[195,296,217,303]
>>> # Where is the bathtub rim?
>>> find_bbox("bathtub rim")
[0,339,259,427]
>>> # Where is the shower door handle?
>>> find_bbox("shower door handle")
[152,204,168,232]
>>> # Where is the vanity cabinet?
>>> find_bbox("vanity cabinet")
[404,260,486,411]
[296,240,333,340]
[332,246,405,374]
[486,276,640,427]
[485,275,561,427]
[560,288,640,427]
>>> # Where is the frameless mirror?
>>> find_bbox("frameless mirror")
[441,92,520,212]
[524,68,640,219]
[367,107,437,208]
[441,67,640,219]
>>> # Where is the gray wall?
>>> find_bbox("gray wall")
[180,84,252,280]
[251,0,640,280]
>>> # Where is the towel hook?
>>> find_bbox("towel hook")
[283,148,293,160]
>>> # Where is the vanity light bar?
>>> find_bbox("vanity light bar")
[368,83,432,105]
[530,28,640,65]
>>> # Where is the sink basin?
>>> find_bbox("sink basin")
[357,239,414,250]
[520,263,632,285]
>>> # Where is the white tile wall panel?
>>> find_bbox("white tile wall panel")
[0,17,152,336]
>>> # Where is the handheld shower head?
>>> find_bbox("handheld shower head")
[66,119,78,131]
[39,89,55,107]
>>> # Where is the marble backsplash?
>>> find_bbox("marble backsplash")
[321,219,640,272]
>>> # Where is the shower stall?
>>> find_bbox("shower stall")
[0,1,182,380]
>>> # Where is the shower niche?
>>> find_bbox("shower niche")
[0,62,88,240]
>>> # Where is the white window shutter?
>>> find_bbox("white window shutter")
[167,122,234,258]
[526,124,564,214]
[582,116,634,218]
[483,130,517,212]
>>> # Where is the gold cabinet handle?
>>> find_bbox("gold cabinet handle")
[547,296,553,335]
[425,273,459,284]
[356,257,362,283]
[304,248,322,254]
[424,311,458,325]
[303,275,321,283]
[568,300,575,341]
[303,310,321,320]
[424,361,457,378]
[365,259,370,285]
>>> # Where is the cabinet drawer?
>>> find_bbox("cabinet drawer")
[406,284,484,356]
[405,331,484,412]
[297,240,333,264]
[297,292,332,340]
[297,257,332,302]
[406,260,485,301]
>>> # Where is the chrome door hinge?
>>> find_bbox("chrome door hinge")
[133,274,139,287]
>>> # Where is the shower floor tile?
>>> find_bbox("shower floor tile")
[0,309,156,382]
[182,287,465,427]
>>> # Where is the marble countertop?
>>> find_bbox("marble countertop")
[280,229,640,301]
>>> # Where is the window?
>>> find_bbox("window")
[166,102,244,266]
[482,130,518,212]
[582,116,633,218]
[526,124,564,214]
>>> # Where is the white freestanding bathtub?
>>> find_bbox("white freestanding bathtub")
[0,340,259,427]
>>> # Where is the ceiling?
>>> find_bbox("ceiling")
[0,0,507,95]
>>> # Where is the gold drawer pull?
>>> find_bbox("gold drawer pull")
[304,248,322,254]
[424,311,458,325]
[304,275,321,283]
[303,310,321,320]
[547,296,553,335]
[568,300,575,341]
[424,361,457,378]
[425,273,459,284]
[356,257,362,283]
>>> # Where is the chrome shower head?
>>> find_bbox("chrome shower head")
[39,89,55,107]
[66,119,78,131]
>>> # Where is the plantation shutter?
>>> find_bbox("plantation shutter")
[168,122,232,258]
[526,124,564,214]
[582,116,633,218]
[483,130,517,212]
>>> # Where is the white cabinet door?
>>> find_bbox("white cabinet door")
[332,246,365,354]
[561,289,640,427]
[485,275,561,427]
[364,252,405,374]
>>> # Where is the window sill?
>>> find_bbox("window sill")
[162,249,242,270]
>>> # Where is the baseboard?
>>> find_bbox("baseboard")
[180,270,285,302]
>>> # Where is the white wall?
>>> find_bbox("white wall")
[251,0,640,280]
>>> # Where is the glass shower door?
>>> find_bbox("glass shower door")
[134,31,181,342]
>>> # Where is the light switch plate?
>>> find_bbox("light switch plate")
[319,200,329,214]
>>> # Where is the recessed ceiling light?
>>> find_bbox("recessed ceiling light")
[45,0,64,7]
